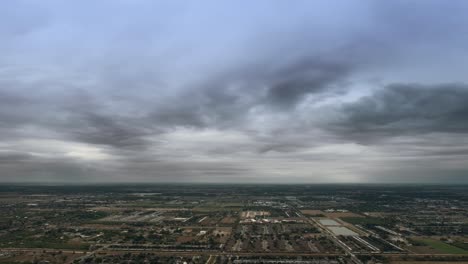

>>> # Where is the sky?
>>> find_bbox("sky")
[1,0,468,184]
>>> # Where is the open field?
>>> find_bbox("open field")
[412,238,468,255]
[301,210,324,216]
[324,212,364,218]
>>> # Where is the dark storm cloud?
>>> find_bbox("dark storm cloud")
[0,88,150,149]
[0,91,32,128]
[141,53,354,134]
[264,59,350,108]
[68,112,150,149]
[258,142,306,154]
[0,152,34,163]
[148,83,245,129]
[422,149,468,157]
[0,90,30,106]
[332,83,468,142]
[0,154,103,182]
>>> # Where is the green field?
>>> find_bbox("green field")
[454,241,468,250]
[414,238,468,254]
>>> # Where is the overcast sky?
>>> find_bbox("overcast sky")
[1,0,468,183]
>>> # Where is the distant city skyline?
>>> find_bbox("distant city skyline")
[1,1,468,183]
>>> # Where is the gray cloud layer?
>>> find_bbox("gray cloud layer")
[332,83,468,142]
[1,0,468,183]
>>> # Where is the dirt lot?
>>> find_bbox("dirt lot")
[176,236,195,243]
[325,212,363,218]
[213,227,232,243]
[300,210,324,216]
[220,216,236,224]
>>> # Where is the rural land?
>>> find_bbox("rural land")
[0,184,467,263]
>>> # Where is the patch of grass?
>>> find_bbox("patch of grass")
[453,241,468,250]
[2,240,89,250]
[414,238,468,254]
[0,230,89,250]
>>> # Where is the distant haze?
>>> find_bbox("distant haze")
[1,1,468,183]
